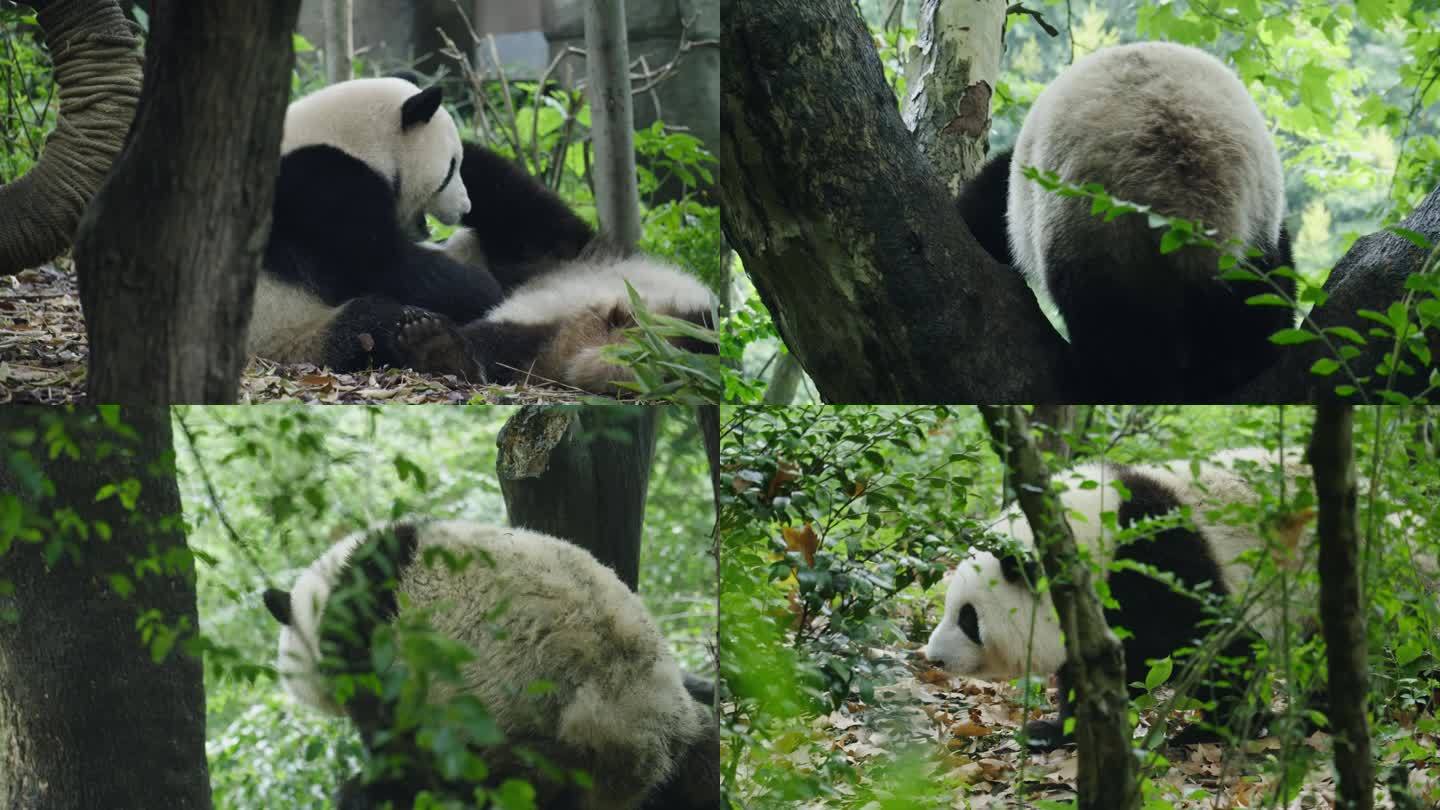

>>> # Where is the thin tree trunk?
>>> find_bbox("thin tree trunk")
[763,352,805,405]
[1031,404,1077,463]
[696,404,721,513]
[72,0,302,404]
[496,405,660,589]
[1309,403,1373,810]
[901,0,1005,196]
[979,405,1140,810]
[322,0,353,85]
[0,407,210,810]
[584,0,643,247]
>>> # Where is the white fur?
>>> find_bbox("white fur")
[483,253,714,327]
[273,520,706,809]
[275,531,367,714]
[1008,42,1284,304]
[439,227,490,271]
[283,77,470,227]
[922,451,1309,682]
[245,273,340,364]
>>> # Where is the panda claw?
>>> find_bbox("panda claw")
[395,308,485,383]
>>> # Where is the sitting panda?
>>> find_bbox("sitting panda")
[431,143,719,393]
[251,77,499,377]
[957,43,1294,401]
[262,519,719,809]
[922,449,1314,750]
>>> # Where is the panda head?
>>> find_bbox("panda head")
[282,77,470,231]
[921,543,1067,681]
[262,532,369,717]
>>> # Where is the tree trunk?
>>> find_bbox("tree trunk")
[1031,404,1076,463]
[0,0,142,276]
[496,405,660,589]
[71,0,302,404]
[979,405,1140,810]
[762,352,805,405]
[901,0,1005,196]
[696,404,721,513]
[1308,403,1374,810]
[0,407,211,810]
[722,0,1069,403]
[584,0,643,248]
[723,0,1440,404]
[321,0,353,85]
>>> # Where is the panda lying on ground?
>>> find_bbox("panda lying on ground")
[250,76,716,393]
[263,520,719,809]
[956,43,1294,401]
[922,449,1316,750]
[430,143,718,393]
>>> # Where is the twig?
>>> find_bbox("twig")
[174,411,272,583]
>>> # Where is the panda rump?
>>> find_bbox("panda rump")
[979,42,1294,399]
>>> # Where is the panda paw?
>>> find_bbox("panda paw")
[1021,718,1072,752]
[396,308,485,383]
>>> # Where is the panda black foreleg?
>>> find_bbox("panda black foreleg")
[322,297,481,380]
[1022,660,1076,751]
[1045,256,1190,402]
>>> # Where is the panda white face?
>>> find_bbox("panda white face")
[922,549,1064,681]
[282,77,471,233]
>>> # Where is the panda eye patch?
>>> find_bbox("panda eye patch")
[958,603,981,645]
[437,157,457,193]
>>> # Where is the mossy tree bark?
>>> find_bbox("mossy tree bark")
[0,407,210,810]
[1308,403,1374,810]
[496,405,660,589]
[71,0,302,403]
[980,405,1141,810]
[723,0,1440,404]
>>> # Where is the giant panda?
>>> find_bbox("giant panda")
[957,43,1294,401]
[262,519,719,810]
[428,143,719,393]
[249,77,500,378]
[921,449,1314,750]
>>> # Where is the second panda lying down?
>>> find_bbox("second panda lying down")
[263,520,720,809]
[922,449,1319,750]
[250,77,716,394]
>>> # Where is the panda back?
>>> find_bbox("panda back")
[399,522,703,791]
[1007,42,1284,293]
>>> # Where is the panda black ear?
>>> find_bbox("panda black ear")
[401,86,444,130]
[263,588,293,626]
[998,552,1041,588]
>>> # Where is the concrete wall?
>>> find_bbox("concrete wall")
[295,0,718,180]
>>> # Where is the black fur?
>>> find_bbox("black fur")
[263,588,292,626]
[955,150,1014,265]
[957,150,1297,402]
[453,142,596,292]
[400,86,443,130]
[1023,467,1265,750]
[259,145,503,373]
[460,319,562,384]
[1048,225,1295,402]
